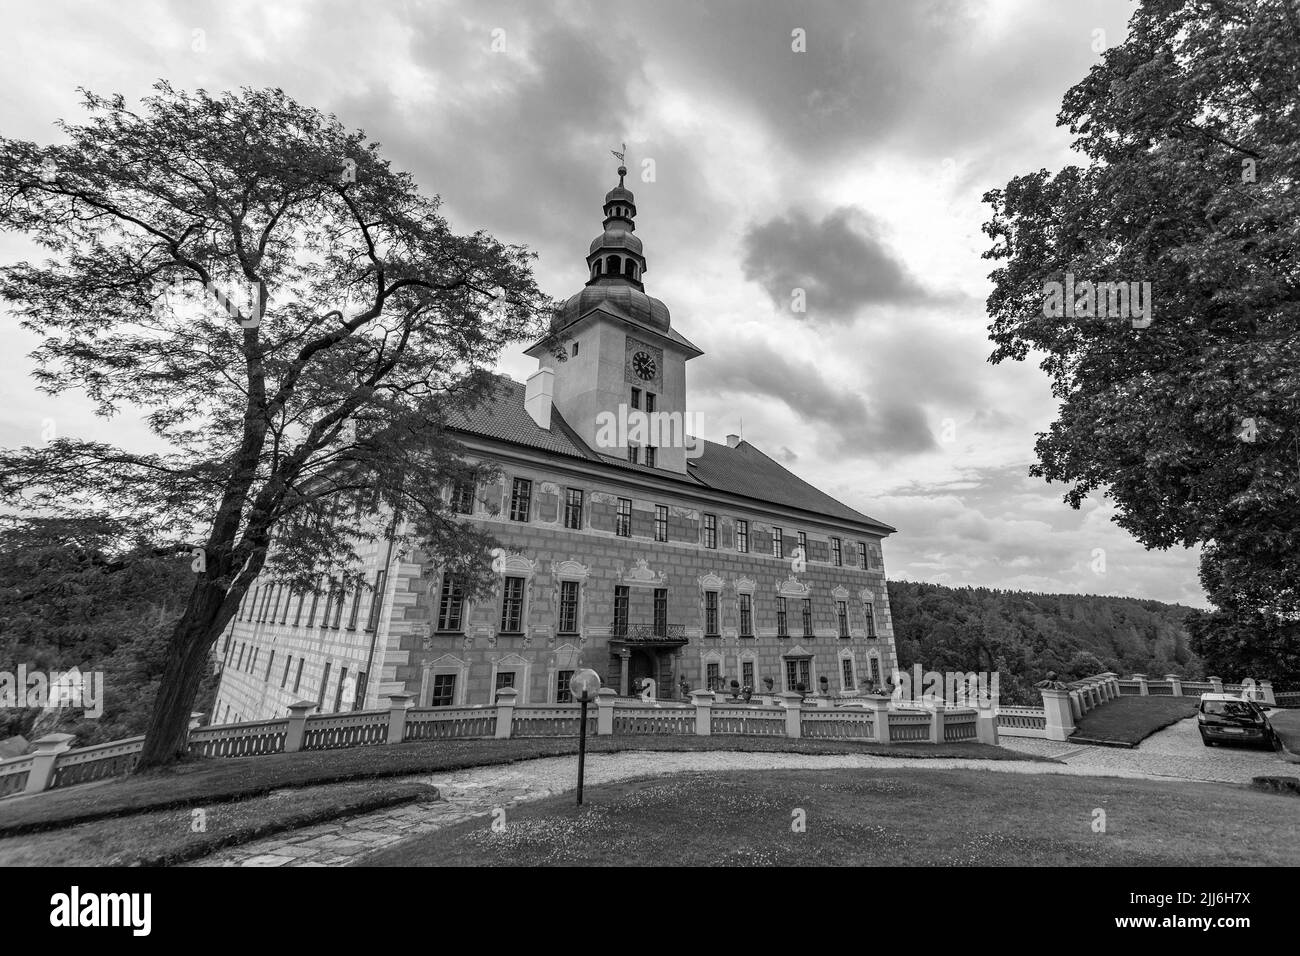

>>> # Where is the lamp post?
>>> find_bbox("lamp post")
[569,668,601,806]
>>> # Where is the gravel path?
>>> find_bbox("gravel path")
[187,745,1253,868]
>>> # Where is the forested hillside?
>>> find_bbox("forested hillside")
[888,580,1200,704]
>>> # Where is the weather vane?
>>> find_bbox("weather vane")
[611,142,627,185]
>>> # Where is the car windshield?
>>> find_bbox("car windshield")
[1202,701,1257,717]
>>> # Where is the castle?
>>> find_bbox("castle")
[213,164,899,720]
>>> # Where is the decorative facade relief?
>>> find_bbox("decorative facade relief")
[778,574,812,597]
[620,557,666,586]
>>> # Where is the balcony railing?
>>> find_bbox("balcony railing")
[604,622,688,644]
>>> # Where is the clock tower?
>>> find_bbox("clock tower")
[526,161,702,475]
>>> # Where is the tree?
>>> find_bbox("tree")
[0,84,556,767]
[982,1,1300,635]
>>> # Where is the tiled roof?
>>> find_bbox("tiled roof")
[447,376,894,533]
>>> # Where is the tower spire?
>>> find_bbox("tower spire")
[586,145,645,290]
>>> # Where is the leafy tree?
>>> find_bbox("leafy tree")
[0,84,555,767]
[982,2,1300,641]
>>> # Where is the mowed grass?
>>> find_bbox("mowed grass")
[0,779,437,867]
[0,736,1040,836]
[1070,696,1199,746]
[363,768,1300,867]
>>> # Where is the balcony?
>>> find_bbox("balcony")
[601,622,689,647]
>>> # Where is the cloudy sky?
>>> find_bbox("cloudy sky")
[0,0,1207,607]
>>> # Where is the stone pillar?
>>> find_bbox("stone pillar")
[1164,674,1183,697]
[815,695,833,709]
[494,686,516,739]
[1260,680,1276,706]
[1209,675,1224,693]
[861,695,891,745]
[780,691,803,739]
[24,733,75,795]
[976,709,998,745]
[188,712,205,731]
[618,652,629,697]
[386,692,413,744]
[1040,687,1076,741]
[929,706,945,744]
[1132,673,1149,696]
[284,700,316,752]
[691,689,714,736]
[596,688,616,735]
[1069,689,1083,720]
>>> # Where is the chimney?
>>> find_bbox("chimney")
[726,433,740,448]
[524,368,554,429]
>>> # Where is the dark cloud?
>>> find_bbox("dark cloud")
[741,206,928,322]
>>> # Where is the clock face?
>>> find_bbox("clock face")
[632,351,657,380]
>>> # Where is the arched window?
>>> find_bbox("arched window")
[592,260,602,278]
[606,255,621,275]
[624,259,637,278]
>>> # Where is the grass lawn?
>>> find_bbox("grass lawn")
[0,735,1043,837]
[362,767,1300,867]
[0,779,437,867]
[1070,696,1199,746]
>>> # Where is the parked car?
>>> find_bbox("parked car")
[1197,694,1275,748]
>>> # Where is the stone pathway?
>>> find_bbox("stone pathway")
[188,746,1259,868]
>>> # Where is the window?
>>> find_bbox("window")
[739,593,753,637]
[347,585,362,629]
[858,541,868,569]
[776,597,788,637]
[452,478,475,515]
[802,599,813,637]
[556,670,574,704]
[654,504,668,542]
[334,667,349,712]
[704,591,719,636]
[307,586,320,627]
[653,588,668,636]
[627,445,639,464]
[293,592,306,626]
[294,658,304,695]
[509,477,532,522]
[645,446,656,468]
[236,643,245,670]
[630,388,641,410]
[495,671,516,693]
[703,514,717,549]
[870,658,881,685]
[317,662,331,710]
[707,662,721,691]
[354,671,367,710]
[321,581,336,627]
[742,661,754,688]
[499,576,525,633]
[279,588,292,625]
[837,601,850,638]
[798,531,807,556]
[785,659,811,691]
[282,655,292,689]
[842,658,855,690]
[431,673,456,707]
[736,519,749,553]
[616,497,631,537]
[265,649,276,682]
[645,392,656,413]
[864,602,877,638]
[613,585,630,632]
[832,537,843,567]
[772,528,783,558]
[437,574,464,632]
[564,488,584,529]
[249,647,259,674]
[259,586,272,622]
[572,341,579,357]
[559,580,579,634]
[332,583,346,628]
[366,570,386,631]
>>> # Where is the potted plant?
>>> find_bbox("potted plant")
[795,681,807,700]
[819,675,829,696]
[741,684,753,703]
[729,679,741,701]
[763,676,774,693]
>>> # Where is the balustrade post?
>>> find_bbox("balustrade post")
[284,700,316,752]
[929,705,945,744]
[1209,675,1223,694]
[780,691,803,738]
[975,707,999,745]
[1132,673,1149,696]
[188,712,205,731]
[1164,674,1183,697]
[861,695,891,745]
[24,733,75,795]
[690,689,713,736]
[386,692,414,744]
[1069,689,1083,719]
[494,687,517,739]
[1260,680,1276,706]
[1040,687,1076,741]
[596,688,616,735]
